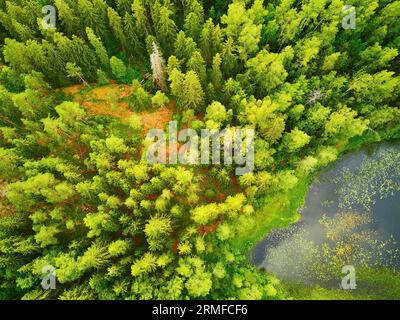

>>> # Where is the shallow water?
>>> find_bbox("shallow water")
[251,141,400,284]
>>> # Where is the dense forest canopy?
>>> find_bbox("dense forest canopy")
[0,0,399,300]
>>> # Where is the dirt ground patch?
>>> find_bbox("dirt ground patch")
[62,83,174,133]
[141,100,175,132]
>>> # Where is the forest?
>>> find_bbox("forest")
[0,0,399,300]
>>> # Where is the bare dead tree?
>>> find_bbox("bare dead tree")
[150,42,167,92]
[305,89,324,106]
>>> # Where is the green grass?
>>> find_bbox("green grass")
[281,283,367,300]
[281,267,400,300]
[231,175,311,255]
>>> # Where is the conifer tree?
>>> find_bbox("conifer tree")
[108,7,126,49]
[66,62,89,86]
[86,27,109,69]
[174,31,197,62]
[110,56,127,82]
[182,71,204,111]
[131,0,149,36]
[187,51,206,87]
[123,12,144,61]
[152,1,177,53]
[54,0,79,36]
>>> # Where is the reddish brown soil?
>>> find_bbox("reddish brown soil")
[62,84,174,134]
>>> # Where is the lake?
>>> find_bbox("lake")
[251,141,400,286]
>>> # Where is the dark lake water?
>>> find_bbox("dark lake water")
[251,141,400,284]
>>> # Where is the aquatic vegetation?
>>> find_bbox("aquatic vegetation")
[335,148,400,211]
[262,212,400,286]
[257,144,400,298]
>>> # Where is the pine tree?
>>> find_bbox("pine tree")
[123,12,144,61]
[110,56,127,82]
[66,62,89,86]
[144,216,172,251]
[210,53,223,91]
[169,68,185,108]
[221,37,238,76]
[221,1,262,60]
[86,27,109,69]
[187,51,206,87]
[282,128,311,153]
[182,71,204,111]
[53,32,98,83]
[199,18,222,64]
[152,1,177,53]
[130,80,151,111]
[78,0,104,37]
[115,0,132,15]
[174,31,197,62]
[183,0,204,42]
[184,12,203,42]
[131,0,149,36]
[152,90,169,108]
[246,47,294,96]
[107,7,126,50]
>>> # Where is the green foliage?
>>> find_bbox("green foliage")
[66,63,88,86]
[86,27,109,70]
[205,101,227,129]
[0,0,399,301]
[151,90,169,108]
[282,128,311,153]
[110,56,127,83]
[130,80,151,111]
[181,71,204,111]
